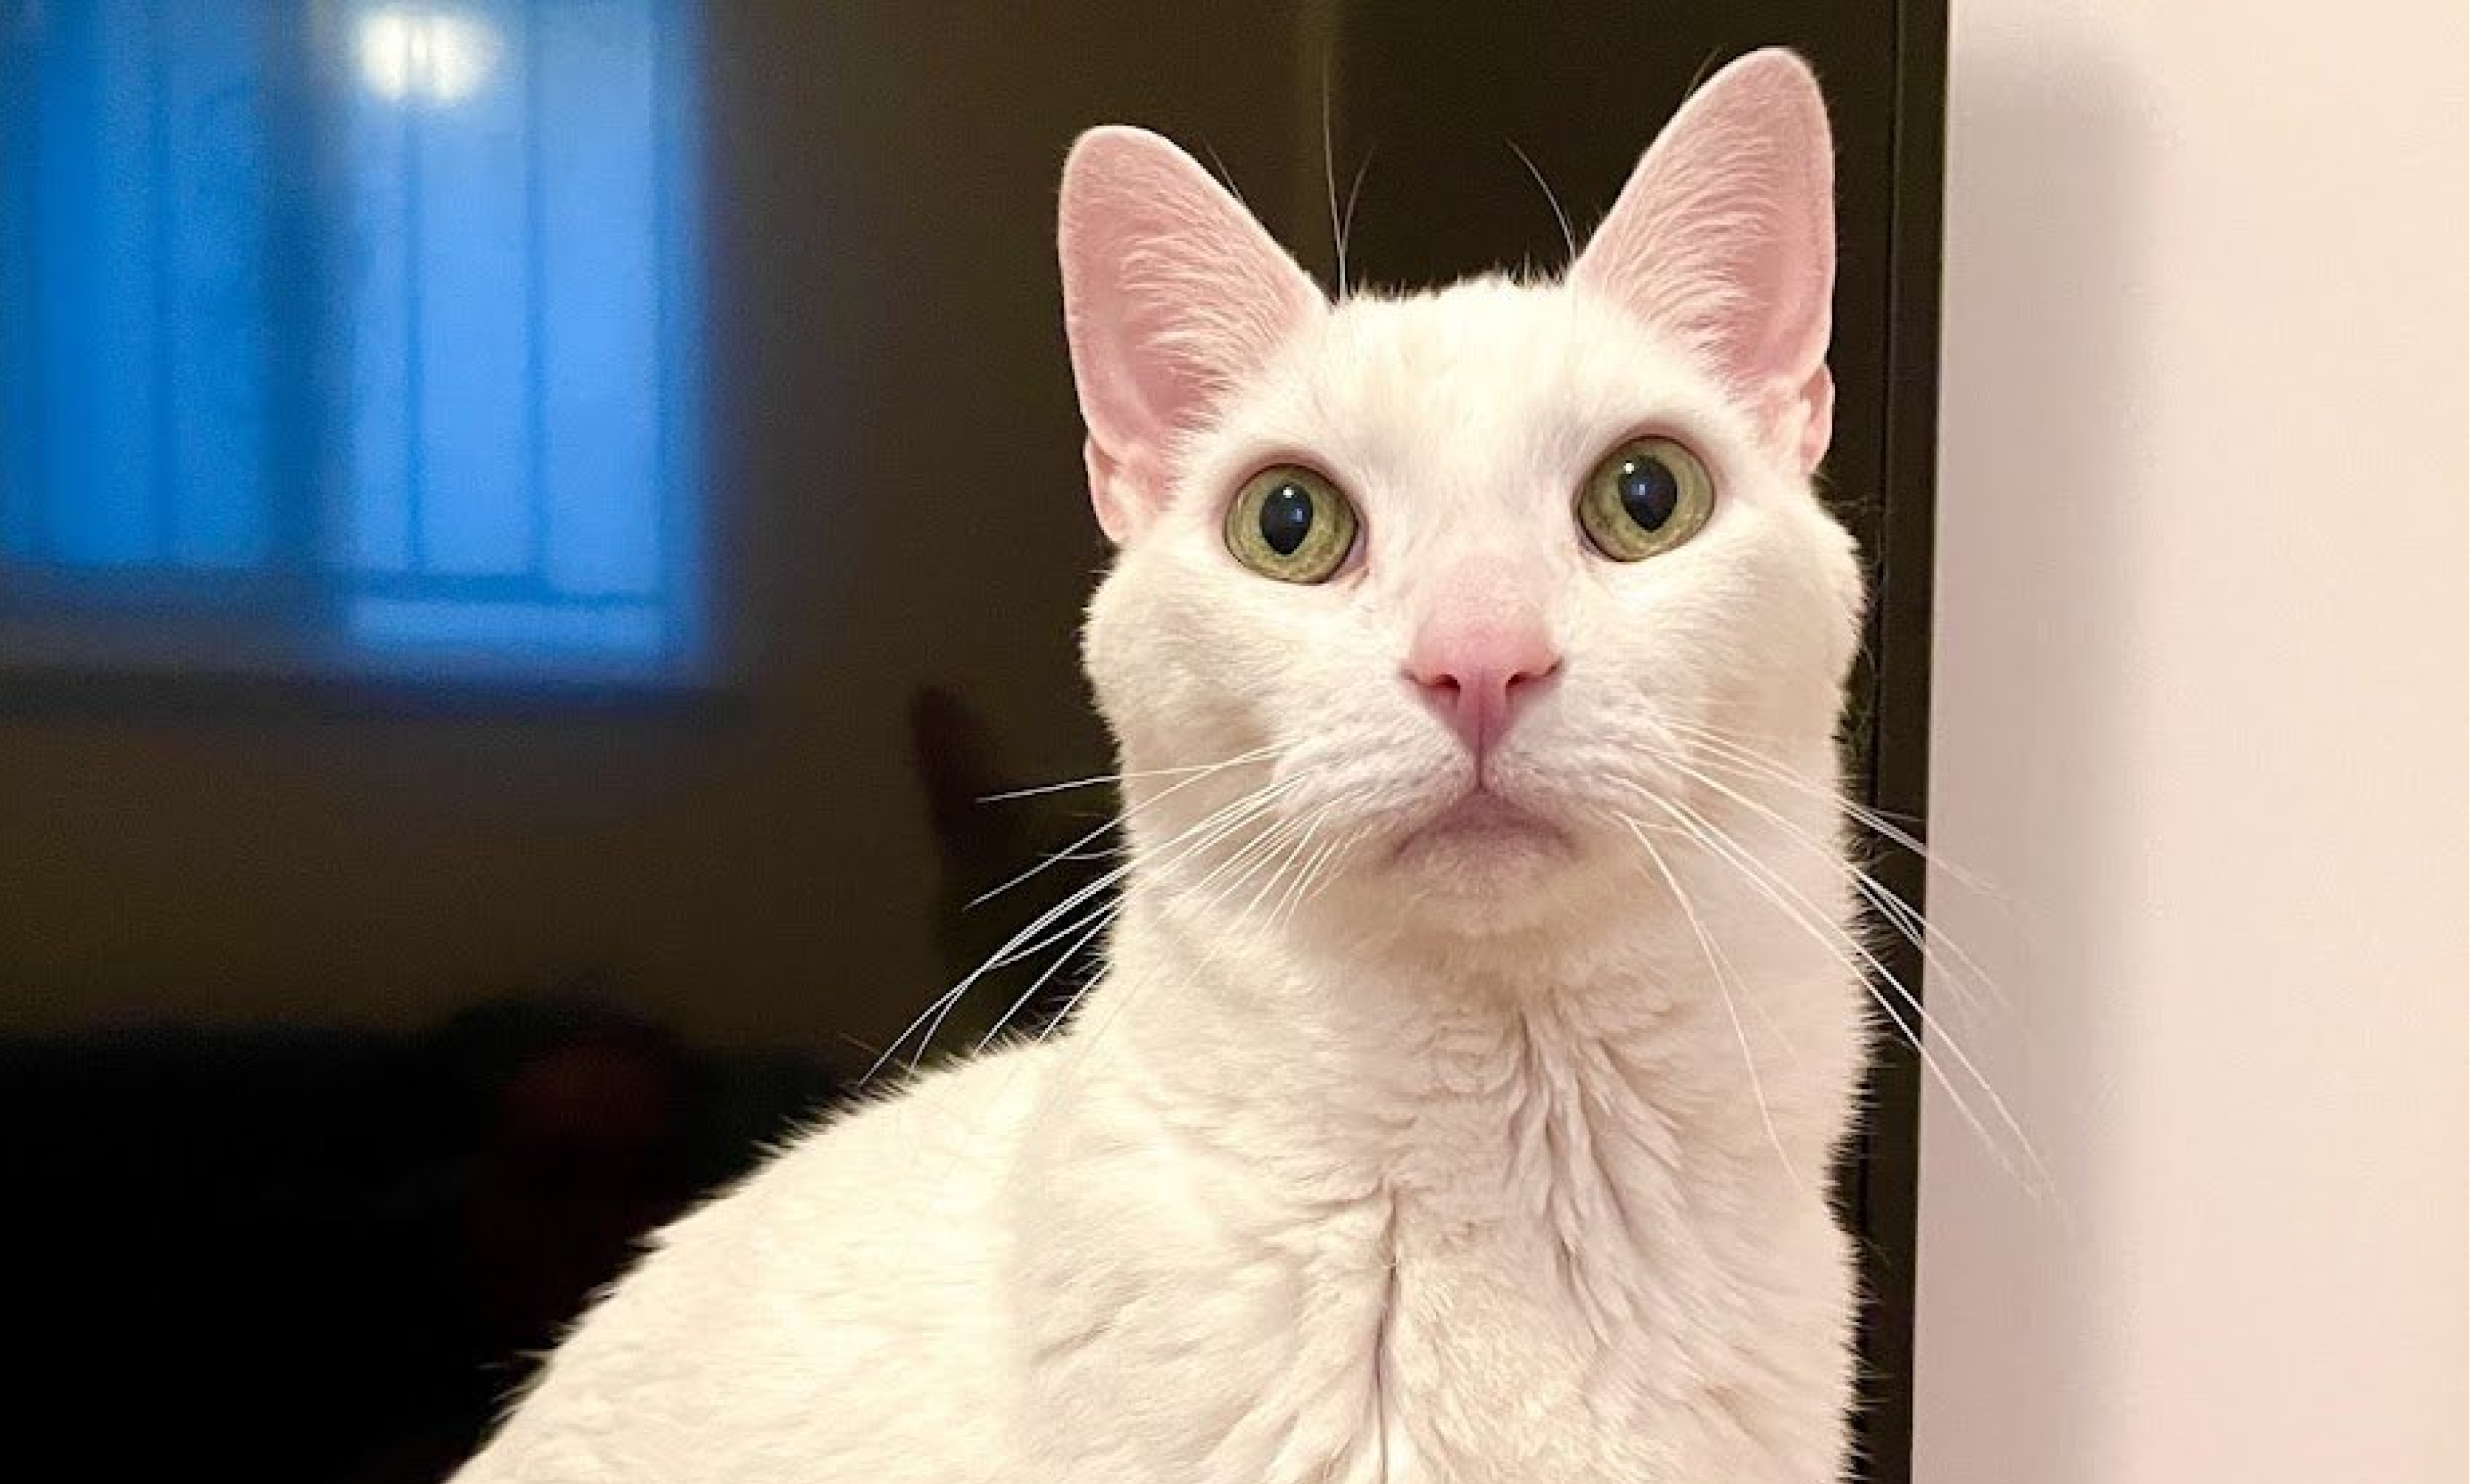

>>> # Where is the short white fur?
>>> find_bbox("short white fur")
[458,48,1874,1484]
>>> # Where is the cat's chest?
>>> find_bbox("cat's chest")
[1008,1077,1828,1483]
[1362,1194,1717,1482]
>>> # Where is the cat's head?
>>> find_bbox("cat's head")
[1060,50,1862,941]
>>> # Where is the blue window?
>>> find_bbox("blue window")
[0,1,701,683]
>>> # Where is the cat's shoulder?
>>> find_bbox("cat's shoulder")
[597,1039,1062,1318]
[456,1044,1059,1484]
[679,1038,1064,1238]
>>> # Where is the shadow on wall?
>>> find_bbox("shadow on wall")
[1912,31,2149,1484]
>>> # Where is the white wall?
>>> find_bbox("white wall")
[1915,3,2467,1480]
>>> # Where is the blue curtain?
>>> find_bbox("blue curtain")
[0,0,699,677]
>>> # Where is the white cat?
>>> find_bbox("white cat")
[457,48,1868,1484]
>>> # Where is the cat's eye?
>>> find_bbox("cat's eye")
[1577,437,1715,562]
[1224,465,1359,584]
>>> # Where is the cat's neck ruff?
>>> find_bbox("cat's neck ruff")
[1067,809,1855,1201]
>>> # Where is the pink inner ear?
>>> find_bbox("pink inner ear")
[1571,50,1838,470]
[1058,128,1324,542]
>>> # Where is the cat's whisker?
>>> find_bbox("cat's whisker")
[1015,782,1337,1050]
[967,815,1126,910]
[1667,718,1939,845]
[1263,815,1330,930]
[1506,140,1577,266]
[1659,716,1911,819]
[1653,747,2011,1019]
[978,744,1280,803]
[1622,819,1802,1193]
[1679,735,2025,949]
[1297,828,1362,921]
[1199,141,1247,205]
[1029,934,1120,1065]
[1320,74,1348,296]
[990,893,1120,972]
[969,745,1281,909]
[1276,821,1362,932]
[1039,793,1336,1102]
[1181,805,1311,909]
[1049,787,1324,1036]
[1242,813,1328,924]
[973,904,1119,1056]
[1037,968,1105,1054]
[1657,799,2015,1181]
[893,867,1132,1078]
[986,777,1306,974]
[1620,778,2021,1160]
[976,780,1315,1052]
[1659,718,2002,898]
[1647,791,2053,1201]
[1065,807,1357,1084]
[1340,149,1375,297]
[1844,866,2010,1019]
[1124,776,1327,912]
[873,774,1306,1081]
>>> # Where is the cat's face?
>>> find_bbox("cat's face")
[1062,50,1860,937]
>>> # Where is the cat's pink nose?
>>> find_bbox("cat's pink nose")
[1406,622,1562,757]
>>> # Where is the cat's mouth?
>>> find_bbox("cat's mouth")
[1389,787,1573,867]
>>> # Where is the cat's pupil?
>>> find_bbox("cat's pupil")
[1259,485,1315,556]
[1618,456,1680,531]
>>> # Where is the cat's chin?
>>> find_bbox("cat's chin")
[1381,790,1583,902]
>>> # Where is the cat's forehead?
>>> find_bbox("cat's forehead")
[1241,277,1738,469]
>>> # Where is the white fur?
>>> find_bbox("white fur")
[458,56,1871,1484]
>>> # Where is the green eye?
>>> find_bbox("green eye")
[1577,436,1715,561]
[1225,465,1359,584]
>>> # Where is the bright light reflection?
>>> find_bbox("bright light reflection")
[358,7,502,104]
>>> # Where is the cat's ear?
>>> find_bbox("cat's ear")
[1059,127,1325,543]
[1571,49,1837,472]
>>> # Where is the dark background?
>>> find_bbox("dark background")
[0,3,1943,1479]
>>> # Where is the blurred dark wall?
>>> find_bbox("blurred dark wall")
[0,3,1328,1060]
